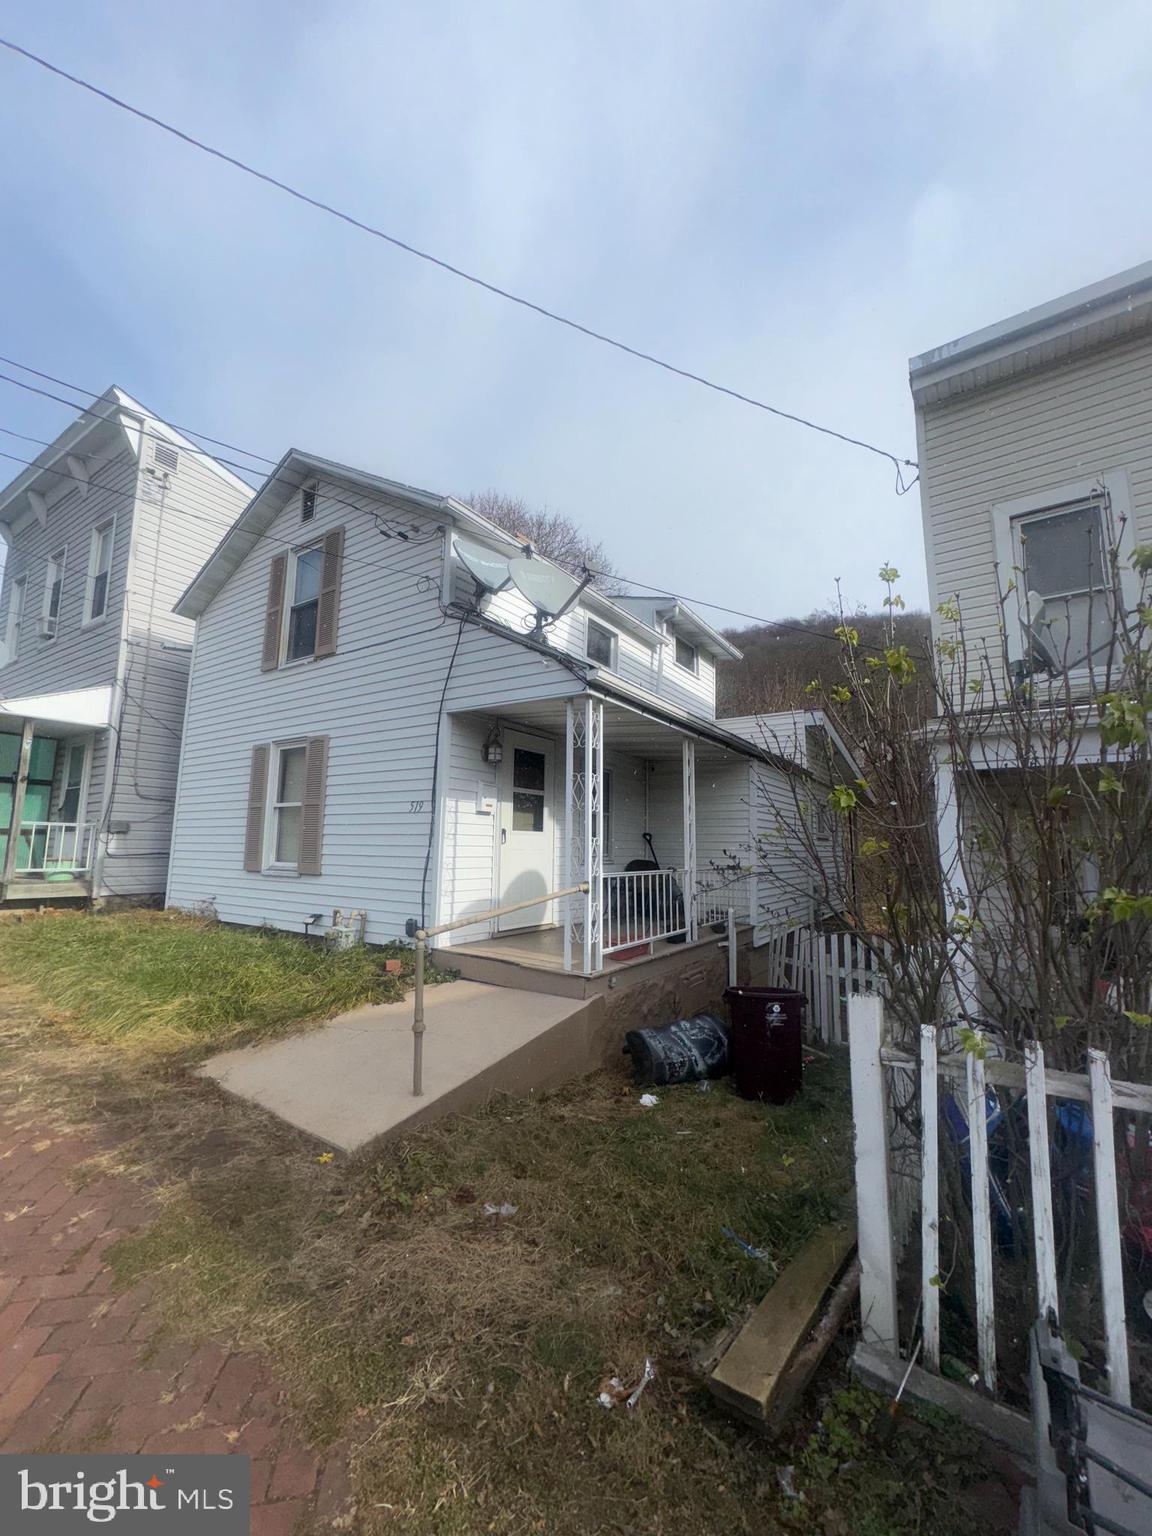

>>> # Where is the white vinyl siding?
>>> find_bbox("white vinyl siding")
[917,329,1152,694]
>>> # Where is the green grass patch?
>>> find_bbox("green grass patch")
[0,910,439,1053]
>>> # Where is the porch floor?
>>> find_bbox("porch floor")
[197,979,595,1153]
[449,922,727,974]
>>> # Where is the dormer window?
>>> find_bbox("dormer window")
[586,618,616,670]
[674,636,698,674]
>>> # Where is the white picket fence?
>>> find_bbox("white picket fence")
[849,995,1152,1408]
[758,926,892,1044]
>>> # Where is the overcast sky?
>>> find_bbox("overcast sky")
[1,2,1150,622]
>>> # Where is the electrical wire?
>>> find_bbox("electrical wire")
[590,567,927,660]
[0,35,919,487]
[0,364,441,542]
[419,615,467,929]
[0,426,919,665]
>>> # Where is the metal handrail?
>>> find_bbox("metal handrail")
[411,883,590,1096]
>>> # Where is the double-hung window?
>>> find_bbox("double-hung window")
[42,549,65,640]
[674,635,698,673]
[269,744,307,867]
[992,475,1137,680]
[286,545,325,662]
[85,521,114,624]
[586,618,616,669]
[4,575,27,662]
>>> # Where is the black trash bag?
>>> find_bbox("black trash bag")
[623,1013,729,1087]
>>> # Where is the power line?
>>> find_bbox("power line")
[0,34,919,490]
[592,567,925,659]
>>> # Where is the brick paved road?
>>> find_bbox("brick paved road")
[0,1115,354,1534]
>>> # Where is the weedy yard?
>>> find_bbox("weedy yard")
[0,911,1011,1533]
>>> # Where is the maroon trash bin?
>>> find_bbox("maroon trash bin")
[724,987,806,1103]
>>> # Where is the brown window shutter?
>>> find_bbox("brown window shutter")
[244,744,270,871]
[261,554,288,671]
[314,527,344,658]
[298,735,329,876]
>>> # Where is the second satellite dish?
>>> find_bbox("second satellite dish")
[455,537,511,593]
[507,555,580,618]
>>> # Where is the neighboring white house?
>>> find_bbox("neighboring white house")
[0,388,253,903]
[166,450,843,974]
[911,260,1152,990]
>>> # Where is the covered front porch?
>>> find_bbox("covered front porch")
[0,687,111,903]
[436,691,756,977]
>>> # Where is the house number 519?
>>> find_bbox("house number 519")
[409,800,425,813]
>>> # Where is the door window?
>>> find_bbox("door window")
[511,747,546,832]
[57,743,87,822]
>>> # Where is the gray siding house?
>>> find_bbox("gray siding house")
[167,452,833,973]
[0,388,252,902]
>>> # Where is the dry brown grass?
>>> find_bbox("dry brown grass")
[0,971,1000,1535]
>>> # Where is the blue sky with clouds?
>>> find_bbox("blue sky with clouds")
[1,1,1151,620]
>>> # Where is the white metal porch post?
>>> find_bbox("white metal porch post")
[681,737,697,942]
[564,698,603,973]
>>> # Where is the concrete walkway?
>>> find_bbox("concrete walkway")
[199,980,592,1153]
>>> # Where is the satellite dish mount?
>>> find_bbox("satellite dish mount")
[507,553,594,637]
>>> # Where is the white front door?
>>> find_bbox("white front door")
[497,732,555,932]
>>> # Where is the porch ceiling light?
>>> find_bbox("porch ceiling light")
[482,726,503,766]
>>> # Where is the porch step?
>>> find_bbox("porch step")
[198,980,599,1153]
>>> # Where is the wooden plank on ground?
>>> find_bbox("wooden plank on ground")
[708,1217,856,1424]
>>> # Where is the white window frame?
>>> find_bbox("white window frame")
[41,547,67,641]
[585,617,617,671]
[51,736,93,824]
[991,472,1140,685]
[264,740,308,871]
[673,634,698,674]
[83,518,115,626]
[4,574,27,663]
[281,540,325,666]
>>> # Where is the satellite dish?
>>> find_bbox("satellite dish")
[1022,591,1060,674]
[507,555,581,622]
[455,537,511,594]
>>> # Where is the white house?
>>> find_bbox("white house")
[0,388,253,903]
[166,450,841,976]
[911,260,1152,1001]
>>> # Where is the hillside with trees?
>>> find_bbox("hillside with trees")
[716,607,933,720]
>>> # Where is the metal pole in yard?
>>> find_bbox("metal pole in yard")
[412,931,426,1096]
[726,907,737,989]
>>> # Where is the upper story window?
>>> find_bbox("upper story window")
[286,544,325,661]
[674,635,698,674]
[301,487,317,524]
[1018,503,1110,670]
[261,527,345,672]
[4,575,27,662]
[586,618,616,669]
[992,474,1138,682]
[84,520,114,624]
[41,549,66,641]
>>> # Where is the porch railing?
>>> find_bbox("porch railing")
[602,868,689,954]
[11,821,95,876]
